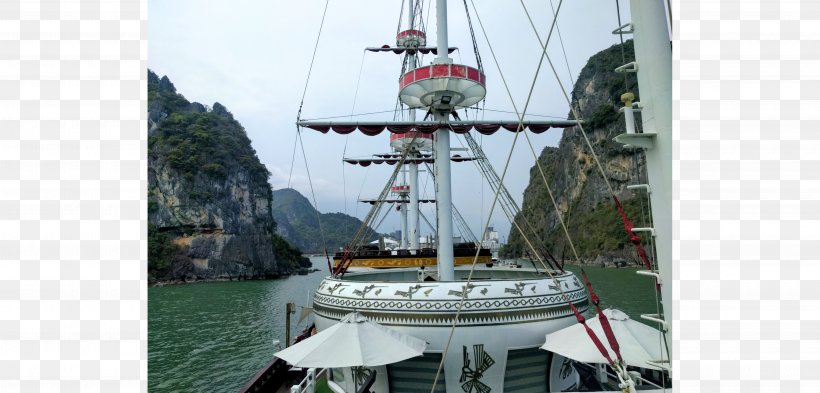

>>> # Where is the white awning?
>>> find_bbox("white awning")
[541,309,668,371]
[275,311,427,368]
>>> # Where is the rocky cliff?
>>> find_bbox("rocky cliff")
[147,70,308,282]
[272,188,379,254]
[502,40,650,265]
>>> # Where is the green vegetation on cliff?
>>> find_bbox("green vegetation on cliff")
[501,194,645,261]
[148,72,269,192]
[576,39,638,106]
[147,224,176,278]
[501,40,651,265]
[147,70,308,282]
[499,147,559,258]
[271,188,378,254]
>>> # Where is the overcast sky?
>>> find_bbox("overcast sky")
[148,0,632,242]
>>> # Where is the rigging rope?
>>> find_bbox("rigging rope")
[461,0,483,71]
[342,50,369,240]
[296,128,331,267]
[295,0,330,121]
[613,196,655,279]
[430,2,579,391]
[453,132,557,271]
[615,0,629,93]
[422,162,479,244]
[548,0,575,88]
[414,0,426,33]
[454,130,550,273]
[582,270,624,363]
[524,0,658,288]
[419,210,436,236]
[335,133,422,277]
[564,300,637,393]
[518,0,665,387]
[499,0,587,270]
[482,3,569,273]
[371,201,395,233]
[301,109,411,122]
[517,0,616,197]
[355,165,371,220]
[292,0,331,265]
[287,132,299,189]
[472,107,568,119]
[610,1,657,290]
[397,0,406,37]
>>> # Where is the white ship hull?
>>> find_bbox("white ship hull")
[310,267,588,392]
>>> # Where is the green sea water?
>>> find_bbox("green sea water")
[148,262,327,392]
[148,258,660,392]
[563,264,660,318]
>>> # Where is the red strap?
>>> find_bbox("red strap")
[334,248,352,276]
[568,302,614,365]
[612,196,658,291]
[582,270,623,364]
[581,270,600,305]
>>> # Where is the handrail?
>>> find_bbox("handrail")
[355,370,377,393]
[290,368,328,393]
[237,357,290,393]
[573,362,664,390]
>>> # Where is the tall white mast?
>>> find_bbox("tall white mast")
[433,0,454,280]
[408,162,420,250]
[407,1,421,252]
[627,0,672,364]
[400,170,409,249]
[396,0,484,277]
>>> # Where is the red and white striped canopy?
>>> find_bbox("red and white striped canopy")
[297,120,578,136]
[343,155,476,166]
[365,45,457,55]
[359,199,436,205]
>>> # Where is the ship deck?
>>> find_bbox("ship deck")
[336,265,563,282]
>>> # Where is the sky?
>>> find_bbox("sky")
[148,0,632,242]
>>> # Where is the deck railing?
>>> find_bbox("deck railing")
[290,368,328,393]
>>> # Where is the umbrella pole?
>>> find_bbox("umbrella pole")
[285,302,294,347]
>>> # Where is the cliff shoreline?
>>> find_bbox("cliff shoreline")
[502,40,649,263]
[147,70,310,284]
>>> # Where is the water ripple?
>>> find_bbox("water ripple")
[149,262,656,392]
[148,265,328,393]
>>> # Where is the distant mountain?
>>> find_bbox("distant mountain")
[272,188,378,254]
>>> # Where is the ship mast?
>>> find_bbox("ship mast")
[300,0,490,275]
[432,0,455,280]
[399,170,409,249]
[617,0,672,368]
[407,1,421,252]
[633,0,671,360]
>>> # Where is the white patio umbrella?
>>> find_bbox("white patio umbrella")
[274,311,427,368]
[541,308,668,370]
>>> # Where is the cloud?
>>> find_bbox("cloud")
[150,0,631,240]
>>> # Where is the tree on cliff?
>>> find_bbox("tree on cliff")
[501,40,649,265]
[271,188,379,254]
[147,69,309,282]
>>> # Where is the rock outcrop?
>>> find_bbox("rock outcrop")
[147,70,306,282]
[503,40,650,265]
